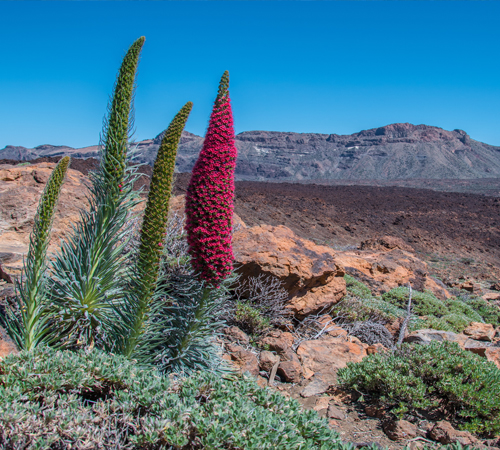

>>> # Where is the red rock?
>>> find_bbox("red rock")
[313,396,331,411]
[223,326,250,345]
[0,326,18,359]
[233,224,346,318]
[383,420,417,441]
[296,336,367,384]
[463,322,495,341]
[327,404,345,420]
[277,360,302,383]
[485,347,500,369]
[259,330,294,354]
[259,350,279,373]
[429,421,478,446]
[225,343,259,376]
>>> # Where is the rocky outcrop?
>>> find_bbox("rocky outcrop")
[232,224,346,318]
[4,123,500,182]
[337,244,451,300]
[0,162,91,275]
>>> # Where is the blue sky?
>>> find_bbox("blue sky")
[1,1,499,149]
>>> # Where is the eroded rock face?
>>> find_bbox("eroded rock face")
[0,325,17,359]
[233,224,346,318]
[337,247,451,300]
[0,163,91,275]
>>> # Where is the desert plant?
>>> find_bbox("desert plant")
[0,346,346,450]
[47,37,146,350]
[1,157,70,350]
[338,341,500,436]
[185,70,237,287]
[382,287,448,317]
[123,101,193,359]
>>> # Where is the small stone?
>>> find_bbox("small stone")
[383,420,417,441]
[429,421,478,446]
[223,326,250,345]
[225,343,259,376]
[277,360,303,383]
[313,396,331,411]
[367,343,387,355]
[364,404,385,418]
[259,350,279,373]
[300,377,330,398]
[327,404,345,420]
[259,330,295,354]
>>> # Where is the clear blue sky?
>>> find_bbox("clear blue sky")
[1,1,499,149]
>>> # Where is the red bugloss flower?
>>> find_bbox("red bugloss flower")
[185,71,237,286]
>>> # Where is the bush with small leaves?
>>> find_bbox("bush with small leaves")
[344,274,372,298]
[0,346,351,450]
[234,301,271,335]
[382,287,448,317]
[338,341,500,436]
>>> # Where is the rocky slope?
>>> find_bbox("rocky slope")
[3,123,500,182]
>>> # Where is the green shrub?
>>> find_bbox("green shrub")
[459,294,500,327]
[344,274,372,298]
[445,299,483,323]
[234,301,271,335]
[420,313,471,333]
[0,346,347,450]
[338,341,500,436]
[382,287,447,317]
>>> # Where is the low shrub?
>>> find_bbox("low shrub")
[458,294,500,327]
[345,274,372,299]
[233,301,271,335]
[338,341,500,436]
[0,346,349,449]
[382,287,447,317]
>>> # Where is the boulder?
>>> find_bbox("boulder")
[0,163,91,275]
[337,248,451,300]
[233,224,346,318]
[428,421,478,446]
[296,336,367,384]
[405,329,467,347]
[383,420,418,441]
[463,322,495,341]
[327,404,345,420]
[463,338,491,357]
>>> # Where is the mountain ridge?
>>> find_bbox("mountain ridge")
[2,123,500,181]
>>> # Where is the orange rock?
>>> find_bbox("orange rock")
[485,347,500,369]
[259,330,294,354]
[277,360,302,383]
[0,326,18,359]
[296,336,367,384]
[225,343,259,377]
[233,224,346,318]
[463,322,495,341]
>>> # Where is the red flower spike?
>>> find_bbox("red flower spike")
[185,71,237,287]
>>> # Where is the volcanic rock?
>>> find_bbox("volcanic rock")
[296,336,367,383]
[429,421,478,446]
[463,322,496,341]
[232,224,346,318]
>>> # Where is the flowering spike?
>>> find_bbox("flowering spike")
[124,101,193,357]
[185,71,237,286]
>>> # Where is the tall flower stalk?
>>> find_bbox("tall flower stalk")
[124,101,193,358]
[185,71,237,286]
[2,157,70,350]
[159,71,237,373]
[48,37,145,349]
